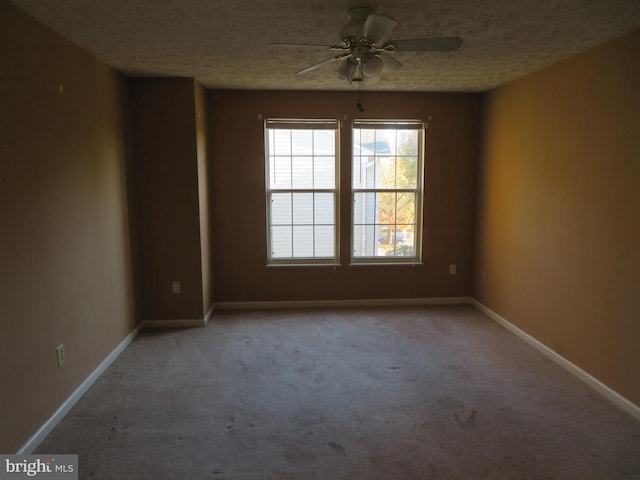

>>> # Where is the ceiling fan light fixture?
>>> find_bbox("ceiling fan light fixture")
[363,73,382,85]
[336,58,358,83]
[362,54,383,77]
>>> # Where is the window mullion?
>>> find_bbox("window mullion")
[290,132,294,257]
[393,128,398,257]
[311,132,316,256]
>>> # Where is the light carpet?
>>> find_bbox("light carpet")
[36,305,640,479]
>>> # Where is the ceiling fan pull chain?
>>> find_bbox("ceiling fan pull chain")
[357,80,364,112]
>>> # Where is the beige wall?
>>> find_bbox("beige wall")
[0,1,137,452]
[474,30,640,405]
[129,78,211,320]
[209,90,481,302]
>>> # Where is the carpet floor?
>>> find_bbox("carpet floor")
[36,305,640,479]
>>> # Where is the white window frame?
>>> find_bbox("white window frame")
[351,119,425,264]
[264,119,340,265]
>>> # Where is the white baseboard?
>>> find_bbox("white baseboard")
[203,303,214,326]
[469,298,640,422]
[214,296,472,310]
[142,318,207,328]
[142,304,214,328]
[18,322,144,454]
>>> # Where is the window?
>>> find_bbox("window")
[352,120,424,262]
[265,119,339,264]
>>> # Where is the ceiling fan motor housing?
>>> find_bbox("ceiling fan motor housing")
[352,45,369,62]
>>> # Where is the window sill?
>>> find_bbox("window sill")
[265,261,424,267]
[349,261,424,267]
[266,263,342,268]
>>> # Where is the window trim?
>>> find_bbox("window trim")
[350,119,425,264]
[264,118,340,265]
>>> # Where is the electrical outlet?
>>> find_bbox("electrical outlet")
[449,264,457,275]
[172,281,181,294]
[56,344,65,367]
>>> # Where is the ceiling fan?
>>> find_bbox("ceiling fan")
[272,7,463,85]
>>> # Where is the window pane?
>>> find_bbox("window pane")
[354,156,376,189]
[396,157,417,188]
[352,224,364,257]
[292,156,313,188]
[357,129,378,153]
[271,130,291,155]
[270,156,291,189]
[314,226,334,257]
[293,225,313,257]
[378,192,396,225]
[396,192,416,225]
[291,130,313,155]
[271,226,292,258]
[313,130,335,155]
[352,154,365,189]
[314,193,334,225]
[397,225,415,250]
[292,192,313,224]
[386,225,415,257]
[313,156,335,189]
[375,157,396,189]
[353,192,377,225]
[378,226,391,246]
[398,130,418,155]
[353,224,379,257]
[271,193,292,225]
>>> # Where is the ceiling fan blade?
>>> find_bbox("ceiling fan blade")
[296,53,349,75]
[380,52,403,71]
[270,42,343,48]
[385,37,463,52]
[363,13,398,44]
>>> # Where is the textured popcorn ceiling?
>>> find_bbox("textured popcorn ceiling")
[10,0,640,92]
